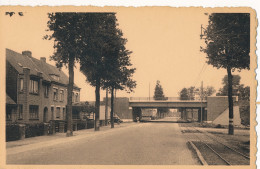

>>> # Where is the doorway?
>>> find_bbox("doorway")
[43,107,48,122]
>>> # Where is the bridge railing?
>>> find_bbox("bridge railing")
[129,97,207,102]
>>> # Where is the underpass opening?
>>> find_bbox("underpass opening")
[132,106,207,123]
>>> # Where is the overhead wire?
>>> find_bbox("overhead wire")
[193,62,208,87]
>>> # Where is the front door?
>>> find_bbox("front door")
[43,107,48,122]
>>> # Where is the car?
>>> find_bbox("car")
[108,116,123,124]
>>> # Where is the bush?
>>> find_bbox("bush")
[77,121,87,130]
[215,124,224,128]
[6,123,20,141]
[25,123,45,138]
[87,120,94,129]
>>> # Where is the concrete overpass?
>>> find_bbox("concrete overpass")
[129,99,207,108]
[129,97,207,122]
[129,96,238,123]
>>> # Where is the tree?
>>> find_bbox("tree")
[216,75,241,96]
[153,80,168,118]
[154,80,166,100]
[180,86,215,100]
[45,13,84,136]
[78,13,134,130]
[238,85,250,101]
[204,86,216,97]
[201,13,250,135]
[179,88,189,100]
[187,86,196,100]
[217,74,250,100]
[102,30,136,128]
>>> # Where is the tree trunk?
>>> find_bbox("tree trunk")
[110,87,114,128]
[66,56,74,137]
[227,66,234,135]
[94,78,100,131]
[105,88,108,126]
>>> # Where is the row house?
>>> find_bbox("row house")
[6,48,81,124]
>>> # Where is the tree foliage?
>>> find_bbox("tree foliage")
[201,13,250,71]
[217,75,241,96]
[179,88,189,100]
[153,80,166,100]
[79,13,118,86]
[204,86,216,97]
[179,86,215,100]
[187,86,196,100]
[45,13,87,67]
[217,74,250,101]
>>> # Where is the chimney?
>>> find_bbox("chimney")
[22,51,32,58]
[40,57,46,63]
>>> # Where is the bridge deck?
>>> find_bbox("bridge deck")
[129,100,207,108]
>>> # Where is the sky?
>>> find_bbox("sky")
[1,7,251,101]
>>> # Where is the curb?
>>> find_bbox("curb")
[188,141,208,165]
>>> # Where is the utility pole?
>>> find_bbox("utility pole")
[105,88,108,126]
[200,81,203,123]
[114,89,116,118]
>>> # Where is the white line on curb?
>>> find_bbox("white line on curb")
[189,141,208,165]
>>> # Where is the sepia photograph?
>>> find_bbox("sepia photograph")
[0,7,256,168]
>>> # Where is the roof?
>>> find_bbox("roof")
[6,48,79,88]
[6,93,16,104]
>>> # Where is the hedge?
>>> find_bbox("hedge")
[25,123,45,138]
[6,123,20,141]
[6,122,47,142]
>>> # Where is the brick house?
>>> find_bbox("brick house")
[6,48,81,124]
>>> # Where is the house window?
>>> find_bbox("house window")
[72,92,75,103]
[56,107,60,118]
[60,90,64,101]
[51,107,54,120]
[53,88,58,101]
[72,112,80,120]
[19,78,24,92]
[44,85,49,98]
[29,105,39,119]
[18,104,23,119]
[29,79,39,94]
[75,93,79,102]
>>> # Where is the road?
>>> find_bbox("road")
[7,117,199,165]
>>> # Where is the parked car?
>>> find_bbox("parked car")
[108,116,123,124]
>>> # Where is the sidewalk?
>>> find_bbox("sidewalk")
[6,122,136,155]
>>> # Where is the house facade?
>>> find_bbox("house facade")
[6,49,81,124]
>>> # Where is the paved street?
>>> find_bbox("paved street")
[7,118,199,165]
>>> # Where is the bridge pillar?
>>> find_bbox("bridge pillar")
[183,108,187,121]
[180,108,187,121]
[198,108,201,122]
[198,108,207,122]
